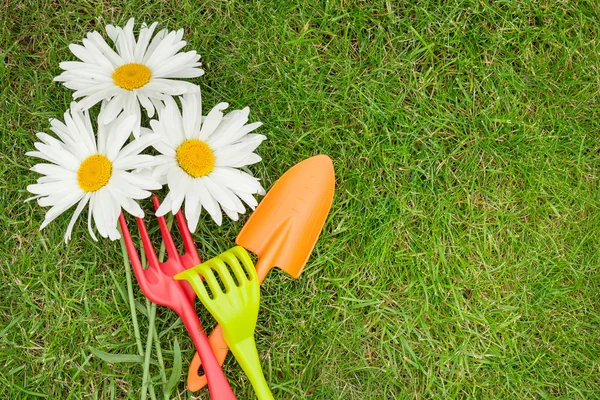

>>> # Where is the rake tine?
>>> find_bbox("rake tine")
[136,216,160,270]
[152,196,181,263]
[200,264,224,299]
[220,251,248,287]
[231,247,257,282]
[240,254,258,282]
[175,209,201,266]
[211,258,237,293]
[187,271,212,309]
[119,213,146,283]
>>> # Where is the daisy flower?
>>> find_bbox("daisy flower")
[26,103,161,242]
[148,92,266,232]
[54,18,204,134]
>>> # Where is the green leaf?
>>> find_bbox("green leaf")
[163,338,182,397]
[90,347,157,366]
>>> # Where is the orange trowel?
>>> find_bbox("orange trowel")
[187,155,335,391]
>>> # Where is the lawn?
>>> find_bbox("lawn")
[1,0,600,398]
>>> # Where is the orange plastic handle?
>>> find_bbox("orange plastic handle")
[187,259,271,392]
[187,325,227,391]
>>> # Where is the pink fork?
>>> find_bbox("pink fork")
[118,196,236,399]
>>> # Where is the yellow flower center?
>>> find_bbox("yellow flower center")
[77,154,112,192]
[176,139,215,178]
[112,63,152,90]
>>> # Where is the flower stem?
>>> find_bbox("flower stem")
[140,214,173,400]
[141,301,157,399]
[118,227,156,400]
[119,231,143,355]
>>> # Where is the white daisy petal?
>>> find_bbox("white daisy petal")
[136,90,155,118]
[198,102,228,140]
[65,43,97,64]
[117,18,136,63]
[105,114,137,160]
[143,78,197,96]
[86,31,124,67]
[113,154,156,170]
[134,22,158,61]
[91,191,108,238]
[151,138,176,157]
[183,186,201,232]
[38,185,80,207]
[33,143,81,170]
[75,87,120,111]
[147,96,266,226]
[65,194,90,242]
[149,97,166,115]
[162,98,186,145]
[80,38,115,71]
[30,163,72,177]
[87,195,98,241]
[64,107,96,155]
[218,184,246,214]
[210,167,263,193]
[236,191,260,209]
[167,167,190,200]
[142,28,169,63]
[108,185,144,218]
[159,66,204,79]
[196,178,222,225]
[212,120,262,149]
[144,31,188,69]
[56,19,203,130]
[222,207,240,222]
[110,173,152,200]
[152,159,177,181]
[27,105,158,242]
[214,135,266,167]
[115,134,158,160]
[155,191,174,217]
[181,90,202,139]
[116,169,161,191]
[206,108,252,148]
[151,51,201,77]
[99,94,124,124]
[170,192,186,216]
[202,175,237,211]
[39,190,84,230]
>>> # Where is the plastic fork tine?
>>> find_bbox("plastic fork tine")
[120,204,237,399]
[119,213,146,280]
[152,196,181,263]
[136,216,160,269]
[175,209,201,265]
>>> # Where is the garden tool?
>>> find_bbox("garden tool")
[175,247,273,400]
[119,196,237,400]
[187,154,335,391]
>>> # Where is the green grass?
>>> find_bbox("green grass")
[2,0,600,398]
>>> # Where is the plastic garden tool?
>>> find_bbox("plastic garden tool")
[118,196,237,400]
[175,246,273,400]
[187,154,335,391]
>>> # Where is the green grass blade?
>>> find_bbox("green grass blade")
[163,338,182,398]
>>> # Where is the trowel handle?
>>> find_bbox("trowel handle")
[187,325,229,391]
[179,304,236,399]
[186,259,272,391]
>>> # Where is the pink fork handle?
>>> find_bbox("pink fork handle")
[179,302,237,399]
